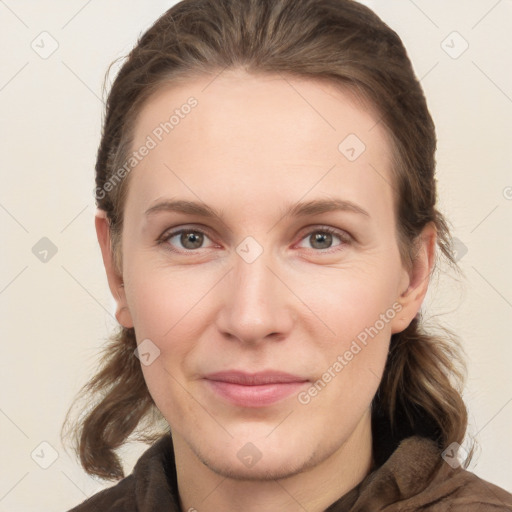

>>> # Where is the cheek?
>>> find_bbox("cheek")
[126,246,402,350]
[291,267,399,408]
[294,274,397,417]
[294,265,401,344]
[124,249,203,335]
[130,267,207,419]
[125,260,219,366]
[126,233,402,357]
[128,250,399,435]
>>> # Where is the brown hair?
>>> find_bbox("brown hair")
[62,0,469,480]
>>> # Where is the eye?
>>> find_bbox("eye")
[158,227,216,252]
[157,225,351,254]
[296,227,350,252]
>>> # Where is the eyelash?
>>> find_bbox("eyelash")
[157,225,352,255]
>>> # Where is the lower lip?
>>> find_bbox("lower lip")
[204,379,308,407]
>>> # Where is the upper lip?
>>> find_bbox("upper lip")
[203,370,309,385]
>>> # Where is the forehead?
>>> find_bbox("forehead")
[126,69,395,222]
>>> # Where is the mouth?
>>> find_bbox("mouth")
[203,370,310,408]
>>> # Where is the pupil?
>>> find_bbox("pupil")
[178,231,333,250]
[312,232,332,249]
[182,231,203,249]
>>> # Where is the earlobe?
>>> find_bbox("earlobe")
[390,223,437,334]
[95,209,134,329]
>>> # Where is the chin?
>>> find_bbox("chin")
[197,444,318,482]
[183,424,330,482]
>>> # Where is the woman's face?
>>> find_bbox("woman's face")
[103,69,429,480]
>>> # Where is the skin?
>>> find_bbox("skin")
[96,68,436,512]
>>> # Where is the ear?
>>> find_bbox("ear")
[390,222,437,334]
[95,209,134,328]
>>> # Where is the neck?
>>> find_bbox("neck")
[173,411,373,512]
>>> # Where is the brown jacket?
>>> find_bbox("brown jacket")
[68,434,512,511]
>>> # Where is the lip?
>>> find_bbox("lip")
[203,370,309,408]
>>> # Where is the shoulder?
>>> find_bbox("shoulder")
[357,436,512,511]
[66,433,177,512]
[425,464,512,511]
[66,474,135,512]
[396,437,512,511]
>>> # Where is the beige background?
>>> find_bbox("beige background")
[0,1,511,510]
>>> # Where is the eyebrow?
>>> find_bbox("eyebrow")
[144,198,370,221]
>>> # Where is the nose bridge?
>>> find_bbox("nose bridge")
[235,249,273,307]
[217,242,291,343]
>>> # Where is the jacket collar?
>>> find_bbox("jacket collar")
[131,433,443,511]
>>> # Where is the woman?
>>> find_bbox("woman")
[63,0,512,510]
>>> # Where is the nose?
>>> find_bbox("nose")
[215,248,294,345]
